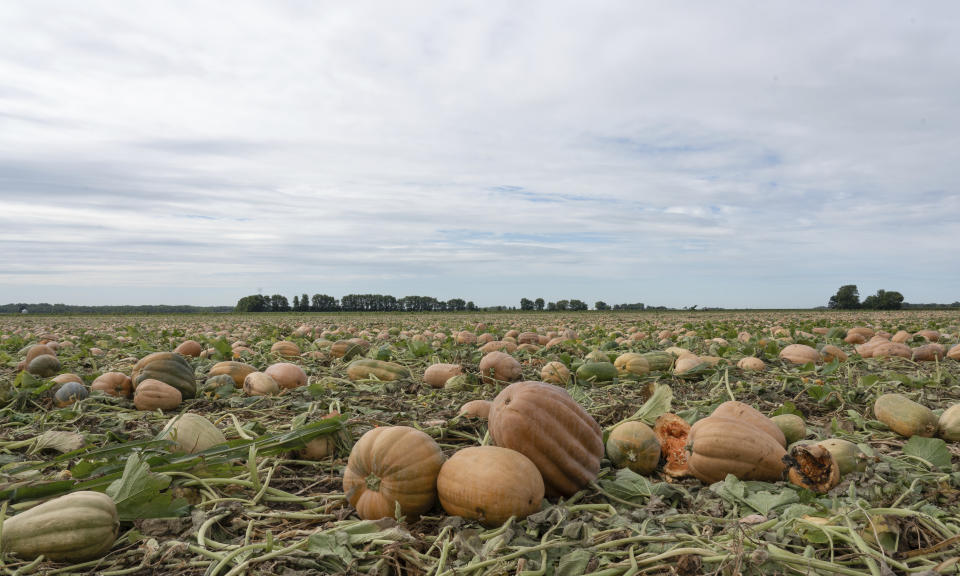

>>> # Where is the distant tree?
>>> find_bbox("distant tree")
[447,298,466,311]
[534,298,545,311]
[595,301,609,310]
[310,294,339,311]
[520,298,534,311]
[546,301,557,311]
[466,301,477,311]
[300,294,310,311]
[236,294,268,312]
[863,289,904,310]
[292,295,300,310]
[613,302,645,310]
[270,294,290,312]
[555,300,569,311]
[828,285,860,309]
[569,299,588,311]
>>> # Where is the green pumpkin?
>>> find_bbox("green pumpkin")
[132,352,197,399]
[642,351,675,372]
[575,362,618,384]
[346,358,411,381]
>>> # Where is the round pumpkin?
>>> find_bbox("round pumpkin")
[605,421,661,475]
[160,413,226,454]
[264,362,307,389]
[488,381,603,498]
[54,381,88,407]
[938,404,960,442]
[539,361,571,386]
[423,364,462,388]
[819,344,848,363]
[478,351,523,386]
[208,361,257,388]
[437,446,544,527]
[736,357,766,371]
[271,340,301,359]
[330,339,370,360]
[874,393,938,438]
[779,344,821,365]
[243,372,281,396]
[0,491,118,562]
[52,373,82,385]
[342,426,445,520]
[27,354,60,378]
[174,339,203,357]
[816,438,867,475]
[771,414,807,445]
[132,352,196,399]
[613,353,651,378]
[458,399,492,419]
[91,372,133,397]
[133,379,182,411]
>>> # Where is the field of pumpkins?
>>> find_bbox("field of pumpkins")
[1,309,959,575]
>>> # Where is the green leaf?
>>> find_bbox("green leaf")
[599,468,685,503]
[710,476,798,515]
[106,452,189,520]
[557,549,593,576]
[902,436,952,470]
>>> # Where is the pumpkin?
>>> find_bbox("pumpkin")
[736,357,766,371]
[478,351,523,386]
[686,416,787,484]
[208,361,257,388]
[437,446,544,527]
[947,343,960,361]
[264,362,307,389]
[27,354,60,378]
[174,339,203,357]
[52,373,82,385]
[575,362,618,384]
[297,435,336,460]
[330,339,370,360]
[423,364,462,388]
[891,330,912,343]
[132,352,196,399]
[786,443,841,492]
[271,340,301,359]
[518,332,540,345]
[912,343,946,362]
[614,353,651,378]
[204,374,237,391]
[0,491,119,562]
[243,372,281,396]
[816,438,867,475]
[673,355,708,377]
[455,331,477,345]
[487,381,603,498]
[870,341,912,359]
[54,381,88,407]
[539,361,571,386]
[585,350,611,363]
[711,401,786,447]
[653,413,691,477]
[873,393,938,438]
[346,359,411,381]
[479,341,518,354]
[160,413,226,454]
[605,421,661,475]
[133,379,182,411]
[916,329,940,341]
[91,372,133,397]
[771,414,807,445]
[937,404,960,442]
[458,399,492,419]
[16,344,57,371]
[642,351,675,372]
[819,344,848,363]
[779,344,821,365]
[342,426,445,520]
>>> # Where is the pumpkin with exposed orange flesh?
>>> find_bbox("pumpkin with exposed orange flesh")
[786,443,841,492]
[654,413,691,477]
[342,426,445,520]
[488,381,603,498]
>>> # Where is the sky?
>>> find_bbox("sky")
[1,1,958,309]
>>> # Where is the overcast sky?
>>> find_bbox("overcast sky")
[1,2,958,308]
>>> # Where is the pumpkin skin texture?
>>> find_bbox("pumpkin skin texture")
[539,361,571,386]
[614,353,651,378]
[642,351,675,372]
[771,414,807,445]
[132,352,196,399]
[575,362,618,384]
[423,364,462,388]
[174,339,203,357]
[346,359,411,381]
[91,372,133,397]
[160,413,226,454]
[874,393,938,438]
[458,399,492,419]
[208,361,257,388]
[54,381,89,407]
[264,363,307,389]
[779,344,821,365]
[243,372,281,396]
[437,446,544,527]
[736,357,766,371]
[711,401,786,447]
[52,373,82,385]
[605,421,661,475]
[478,352,523,386]
[330,339,370,360]
[271,340,301,359]
[686,416,787,484]
[343,426,445,521]
[134,379,182,411]
[938,404,960,442]
[488,381,603,498]
[27,354,60,378]
[0,491,119,562]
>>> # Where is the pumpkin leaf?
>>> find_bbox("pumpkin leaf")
[599,468,685,503]
[902,436,952,470]
[710,476,798,515]
[26,430,85,455]
[557,549,593,576]
[106,452,190,520]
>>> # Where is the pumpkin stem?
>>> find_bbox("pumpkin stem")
[365,473,381,492]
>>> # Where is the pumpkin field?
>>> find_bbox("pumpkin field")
[1,310,959,576]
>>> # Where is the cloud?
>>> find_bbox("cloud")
[0,1,958,307]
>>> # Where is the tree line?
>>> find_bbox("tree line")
[824,285,958,310]
[0,303,234,315]
[235,293,476,313]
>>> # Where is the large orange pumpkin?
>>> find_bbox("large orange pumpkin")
[342,426,444,520]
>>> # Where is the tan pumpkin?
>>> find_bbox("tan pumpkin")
[478,341,518,354]
[539,361,571,386]
[891,330,912,343]
[871,342,912,359]
[174,339,203,357]
[264,362,307,389]
[874,393,938,438]
[487,381,603,498]
[133,379,182,411]
[686,416,787,484]
[160,413,226,454]
[614,353,650,378]
[52,373,83,385]
[243,372,281,396]
[819,344,848,363]
[736,357,766,371]
[947,343,960,361]
[271,340,301,359]
[779,344,821,365]
[938,404,960,442]
[711,401,786,447]
[458,399,492,419]
[342,426,445,520]
[208,361,257,388]
[478,351,523,386]
[437,446,544,527]
[91,372,133,397]
[330,338,370,360]
[912,343,946,362]
[423,363,462,388]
